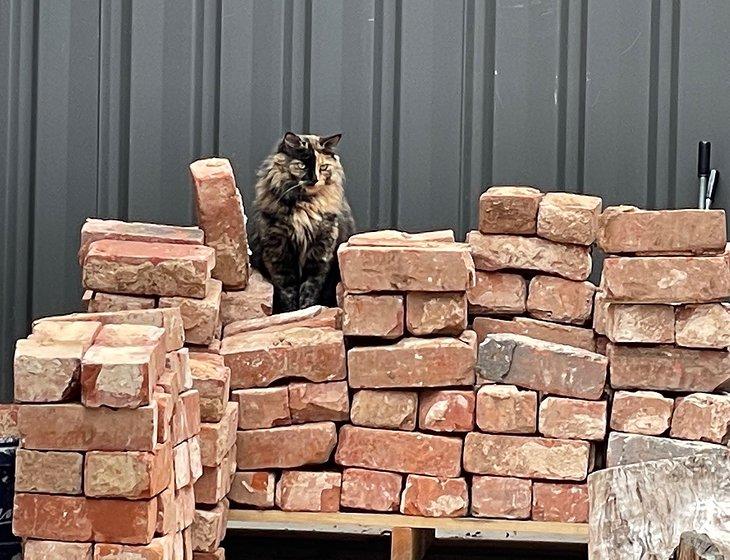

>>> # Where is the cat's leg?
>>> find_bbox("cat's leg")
[299,222,338,309]
[262,231,300,313]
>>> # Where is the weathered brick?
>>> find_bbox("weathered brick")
[156,485,176,535]
[335,426,462,477]
[536,192,602,246]
[538,397,607,440]
[199,401,238,467]
[94,534,175,559]
[526,276,595,325]
[172,390,202,446]
[340,468,402,512]
[221,327,345,389]
[195,444,236,505]
[592,290,609,335]
[229,471,276,508]
[470,476,531,519]
[159,279,222,346]
[223,306,341,338]
[405,292,467,336]
[478,334,607,399]
[85,443,172,499]
[190,157,250,289]
[400,475,468,518]
[463,433,590,480]
[478,186,542,234]
[473,316,595,351]
[418,390,474,432]
[347,229,455,246]
[174,441,192,490]
[14,339,84,402]
[175,484,196,531]
[189,353,230,423]
[475,385,537,434]
[467,271,527,315]
[276,471,341,512]
[348,332,476,389]
[610,391,674,435]
[86,291,156,312]
[24,540,93,559]
[467,231,591,281]
[193,550,224,560]
[29,320,102,351]
[341,294,404,338]
[675,303,730,349]
[220,270,273,326]
[605,431,725,467]
[605,304,675,344]
[0,404,20,438]
[670,393,730,444]
[532,482,588,523]
[288,381,350,423]
[607,343,730,392]
[191,500,228,552]
[237,422,337,470]
[350,390,418,431]
[15,449,83,494]
[232,386,291,430]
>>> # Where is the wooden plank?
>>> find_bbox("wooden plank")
[391,527,434,560]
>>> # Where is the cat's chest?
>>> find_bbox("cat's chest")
[289,203,335,256]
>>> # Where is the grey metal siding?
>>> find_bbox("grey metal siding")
[2,0,730,400]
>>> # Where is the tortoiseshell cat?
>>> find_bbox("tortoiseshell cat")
[250,132,355,312]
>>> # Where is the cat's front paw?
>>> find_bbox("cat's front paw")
[276,288,299,313]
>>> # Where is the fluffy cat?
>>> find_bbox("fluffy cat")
[250,132,355,312]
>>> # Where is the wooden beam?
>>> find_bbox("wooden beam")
[391,527,435,560]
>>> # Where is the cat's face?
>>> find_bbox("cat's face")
[278,132,341,187]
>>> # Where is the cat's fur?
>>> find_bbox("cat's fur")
[250,132,355,312]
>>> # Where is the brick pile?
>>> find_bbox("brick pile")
[594,207,730,466]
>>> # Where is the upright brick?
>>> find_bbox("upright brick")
[350,390,418,431]
[237,422,337,470]
[189,353,230,423]
[405,292,467,336]
[288,381,350,423]
[13,339,84,402]
[675,303,730,349]
[220,269,273,325]
[15,449,83,494]
[610,391,674,435]
[606,304,675,344]
[418,390,475,432]
[473,316,595,352]
[199,401,238,467]
[478,186,542,234]
[341,294,404,338]
[592,290,609,335]
[340,468,402,512]
[195,444,236,505]
[159,279,223,346]
[233,386,291,430]
[470,476,532,519]
[467,272,527,315]
[532,482,589,523]
[538,397,607,441]
[475,385,537,434]
[670,393,730,444]
[172,390,202,445]
[174,441,192,490]
[400,475,468,518]
[24,541,93,559]
[526,276,595,325]
[85,443,172,499]
[536,192,602,246]
[229,471,276,508]
[190,157,250,289]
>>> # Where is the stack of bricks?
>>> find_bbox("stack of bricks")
[594,207,730,467]
[467,187,609,523]
[11,306,203,558]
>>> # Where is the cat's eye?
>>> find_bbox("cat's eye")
[320,164,330,171]
[296,162,306,170]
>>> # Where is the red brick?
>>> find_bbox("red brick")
[93,323,166,350]
[335,426,462,477]
[340,468,402,512]
[405,292,467,336]
[400,475,468,518]
[463,433,590,480]
[347,229,456,246]
[94,534,175,559]
[24,540,93,559]
[350,390,418,430]
[605,304,675,344]
[232,387,291,430]
[418,390,474,432]
[473,316,595,351]
[229,471,276,508]
[526,275,595,325]
[478,186,542,235]
[341,294,404,338]
[275,471,341,512]
[199,401,238,467]
[237,422,337,470]
[539,397,607,441]
[189,353,230,423]
[288,381,350,423]
[592,290,608,335]
[219,270,273,326]
[536,192,602,246]
[15,449,83,494]
[87,291,156,312]
[189,435,203,483]
[190,157,250,289]
[85,444,172,499]
[0,404,20,438]
[532,482,588,523]
[610,391,674,435]
[175,484,196,531]
[174,441,192,490]
[221,327,345,389]
[675,303,730,349]
[223,306,341,338]
[191,500,228,552]
[195,444,236,505]
[470,476,532,519]
[467,271,527,315]
[13,339,84,403]
[475,385,537,434]
[156,485,176,535]
[348,332,476,389]
[159,279,222,346]
[670,393,730,444]
[193,550,225,560]
[172,390,201,446]
[29,320,102,351]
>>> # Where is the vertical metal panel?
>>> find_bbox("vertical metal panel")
[3,0,730,400]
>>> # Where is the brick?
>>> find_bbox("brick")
[161,349,191,400]
[223,306,341,338]
[13,339,84,402]
[159,279,222,345]
[78,218,204,264]
[199,401,238,467]
[156,486,176,535]
[605,304,675,344]
[532,482,589,523]
[610,391,674,435]
[348,332,476,389]
[190,157,250,289]
[526,275,595,325]
[605,432,726,467]
[83,239,215,298]
[237,422,337,470]
[341,294,404,338]
[171,390,201,447]
[478,334,607,399]
[675,303,730,349]
[592,290,609,335]
[190,435,202,483]
[13,494,156,545]
[602,254,730,304]
[175,484,196,531]
[24,541,93,559]
[0,404,20,438]
[670,393,730,444]
[29,320,102,351]
[405,292,467,336]
[607,343,730,392]
[189,353,230,423]
[467,271,527,315]
[473,316,595,351]
[467,231,591,281]
[174,441,192,490]
[538,397,607,440]
[195,444,236,505]
[536,192,602,246]
[94,534,175,560]
[221,327,345,389]
[475,385,537,434]
[220,270,273,326]
[350,390,418,430]
[15,449,83,494]
[400,475,468,518]
[191,500,228,552]
[275,471,341,513]
[340,468,402,512]
[193,550,225,560]
[597,207,727,255]
[229,471,276,508]
[288,381,350,423]
[18,403,157,451]
[232,387,291,430]
[335,425,462,477]
[418,390,474,432]
[87,291,156,312]
[478,186,542,234]
[338,242,475,293]
[94,323,166,350]
[347,229,456,246]
[463,433,590,480]
[470,476,532,519]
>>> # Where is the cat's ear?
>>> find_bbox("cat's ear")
[283,131,302,149]
[320,133,342,151]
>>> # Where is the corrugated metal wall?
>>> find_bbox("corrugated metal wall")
[2,0,730,400]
